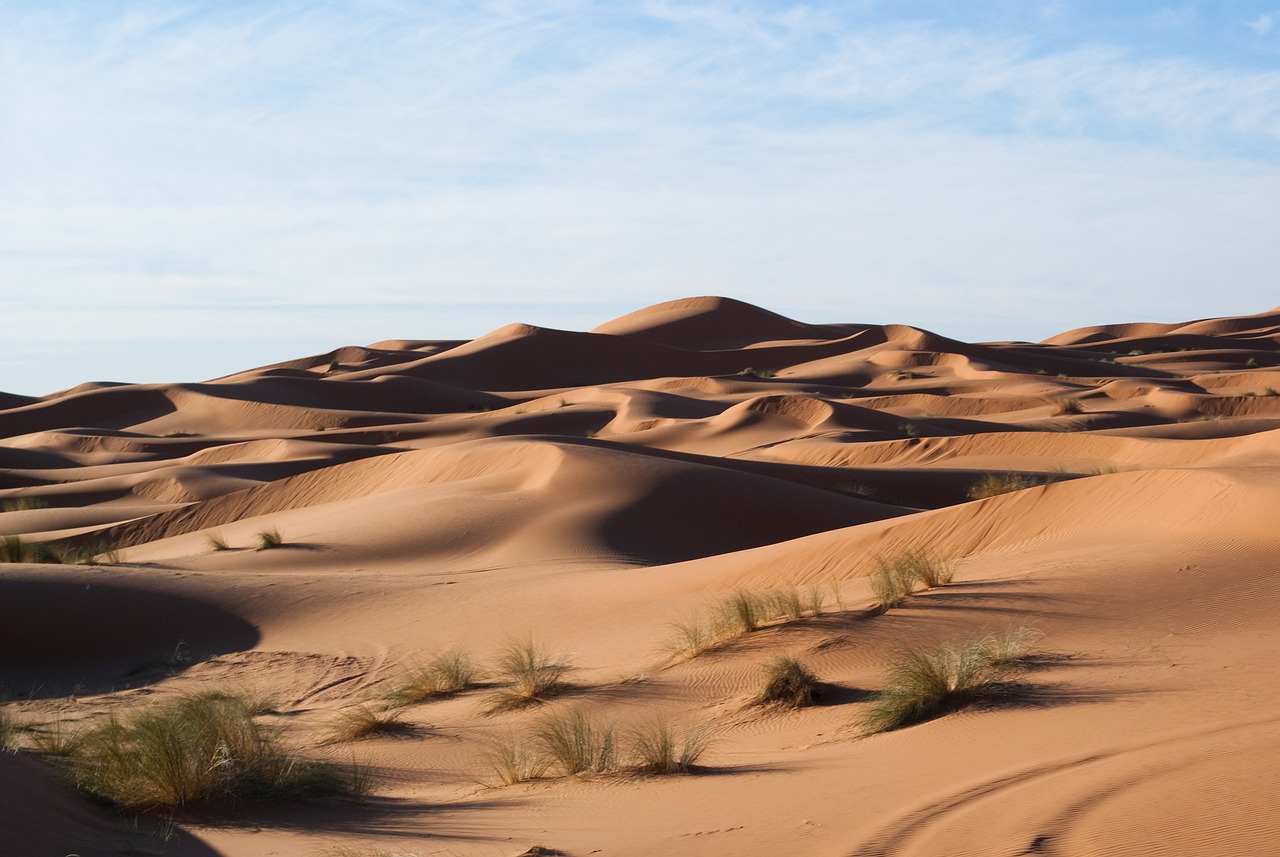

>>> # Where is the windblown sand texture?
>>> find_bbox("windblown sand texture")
[3,296,1280,856]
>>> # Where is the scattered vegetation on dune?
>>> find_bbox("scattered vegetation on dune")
[0,535,121,565]
[484,641,571,713]
[205,532,230,552]
[861,629,1036,735]
[384,650,478,707]
[737,367,776,379]
[665,584,842,662]
[60,691,367,810]
[326,704,405,743]
[870,551,955,611]
[627,720,710,775]
[1053,397,1084,416]
[1,497,48,512]
[256,528,285,550]
[755,655,820,708]
[967,472,1043,500]
[0,703,22,751]
[534,709,616,776]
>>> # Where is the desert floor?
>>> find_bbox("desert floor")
[3,296,1279,857]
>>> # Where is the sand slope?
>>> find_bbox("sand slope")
[3,297,1279,856]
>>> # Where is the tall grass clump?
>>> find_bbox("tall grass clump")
[1,497,48,512]
[535,709,615,776]
[755,655,820,708]
[64,691,367,809]
[256,528,285,551]
[326,705,404,743]
[205,532,230,552]
[484,731,549,785]
[860,630,1034,735]
[628,721,710,775]
[967,472,1042,500]
[385,650,477,707]
[484,641,570,713]
[1053,397,1084,416]
[0,704,22,751]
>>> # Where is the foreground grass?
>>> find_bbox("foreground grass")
[861,629,1036,735]
[666,584,840,662]
[967,472,1043,500]
[755,655,820,708]
[0,535,121,565]
[384,650,477,708]
[59,691,367,810]
[486,712,709,784]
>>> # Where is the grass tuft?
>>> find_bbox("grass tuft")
[1053,397,1084,416]
[967,472,1042,500]
[627,721,710,775]
[534,709,615,776]
[870,551,954,609]
[0,704,22,751]
[755,655,820,708]
[205,532,230,552]
[326,705,404,743]
[484,731,549,785]
[860,629,1034,735]
[484,641,570,713]
[256,528,284,551]
[385,650,477,707]
[63,691,367,809]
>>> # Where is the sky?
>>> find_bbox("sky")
[2,1,1279,395]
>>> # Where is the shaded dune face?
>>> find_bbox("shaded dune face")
[3,296,1280,857]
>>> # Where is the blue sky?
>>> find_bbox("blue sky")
[2,1,1279,395]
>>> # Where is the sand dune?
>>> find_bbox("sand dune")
[3,297,1279,856]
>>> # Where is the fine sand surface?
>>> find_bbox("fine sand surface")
[3,296,1280,856]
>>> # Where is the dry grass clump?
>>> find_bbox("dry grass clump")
[967,472,1043,500]
[870,551,955,610]
[861,629,1035,735]
[326,705,405,743]
[205,532,230,552]
[0,704,22,751]
[0,535,120,565]
[627,721,710,775]
[484,641,571,713]
[384,650,477,707]
[665,584,841,661]
[484,730,551,785]
[755,655,820,708]
[256,528,285,550]
[1053,397,1084,416]
[61,691,366,810]
[1,496,49,512]
[535,709,615,776]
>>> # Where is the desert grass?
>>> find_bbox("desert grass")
[666,584,842,661]
[870,551,954,610]
[63,691,367,810]
[384,650,477,707]
[28,717,88,757]
[860,630,1034,735]
[534,709,616,776]
[767,587,806,622]
[326,705,404,743]
[627,721,710,775]
[0,704,22,751]
[1,497,48,512]
[205,532,230,552]
[0,536,116,565]
[1053,397,1084,416]
[755,655,820,708]
[484,641,571,713]
[967,472,1042,500]
[256,528,285,551]
[484,731,550,785]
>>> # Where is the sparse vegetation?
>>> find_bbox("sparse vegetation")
[870,551,954,610]
[755,655,820,708]
[891,369,917,381]
[0,704,22,751]
[0,535,119,565]
[738,367,776,379]
[484,730,550,785]
[484,641,571,712]
[62,691,367,809]
[535,709,615,776]
[665,585,841,661]
[860,629,1035,735]
[967,472,1042,500]
[384,650,477,707]
[1,497,48,512]
[256,528,285,551]
[628,721,710,775]
[835,481,879,500]
[205,532,230,552]
[1053,397,1084,416]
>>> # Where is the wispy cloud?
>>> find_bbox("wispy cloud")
[1,1,1279,392]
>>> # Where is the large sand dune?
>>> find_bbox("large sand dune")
[2,297,1279,856]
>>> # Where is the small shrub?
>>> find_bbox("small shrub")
[860,631,1034,735]
[722,590,764,634]
[1265,387,1279,397]
[65,691,367,809]
[256,528,284,551]
[1245,357,1259,369]
[627,721,709,775]
[29,717,87,757]
[891,369,917,381]
[484,641,570,713]
[665,619,715,662]
[836,481,879,500]
[0,704,22,751]
[737,367,775,379]
[205,532,230,552]
[805,585,825,617]
[755,655,820,708]
[534,709,615,776]
[384,650,477,707]
[967,472,1042,500]
[900,422,921,439]
[1,497,48,512]
[768,587,805,621]
[1053,398,1083,416]
[869,557,917,610]
[0,535,25,563]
